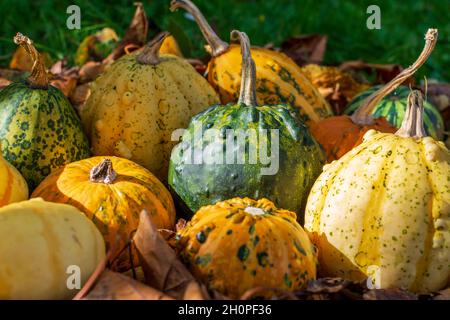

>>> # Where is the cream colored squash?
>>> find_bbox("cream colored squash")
[0,154,28,207]
[305,90,450,293]
[0,198,105,299]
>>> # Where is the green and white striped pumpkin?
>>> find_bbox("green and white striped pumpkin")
[345,85,444,140]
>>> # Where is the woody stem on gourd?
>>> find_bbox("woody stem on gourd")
[395,90,427,138]
[90,159,117,184]
[170,0,229,57]
[351,28,438,125]
[13,33,49,89]
[136,31,169,65]
[231,30,258,107]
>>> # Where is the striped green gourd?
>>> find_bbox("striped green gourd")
[345,85,444,140]
[168,31,325,221]
[0,33,90,190]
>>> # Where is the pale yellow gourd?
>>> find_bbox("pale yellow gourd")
[0,153,28,207]
[0,198,105,299]
[81,32,219,182]
[305,90,450,293]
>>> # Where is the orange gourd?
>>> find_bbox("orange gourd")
[31,156,176,270]
[177,197,318,299]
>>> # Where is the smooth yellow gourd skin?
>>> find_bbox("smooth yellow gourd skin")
[305,129,450,293]
[0,198,105,299]
[207,44,333,125]
[0,155,28,207]
[81,52,219,181]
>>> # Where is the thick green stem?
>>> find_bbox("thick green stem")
[231,30,258,107]
[351,28,438,125]
[170,0,229,57]
[136,32,169,65]
[395,90,427,138]
[13,33,48,89]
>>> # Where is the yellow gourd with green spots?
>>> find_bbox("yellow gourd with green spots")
[305,90,450,293]
[170,0,333,125]
[177,197,318,299]
[81,32,219,182]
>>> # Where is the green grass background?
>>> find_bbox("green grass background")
[0,0,449,81]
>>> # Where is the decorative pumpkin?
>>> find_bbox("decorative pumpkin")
[170,0,333,125]
[0,198,105,299]
[177,197,317,299]
[300,64,370,114]
[305,90,450,293]
[81,32,219,182]
[310,29,437,162]
[0,33,90,190]
[0,153,28,207]
[168,31,325,221]
[32,156,176,271]
[345,85,444,140]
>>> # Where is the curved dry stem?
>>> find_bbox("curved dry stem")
[351,28,438,125]
[13,32,48,89]
[395,90,427,138]
[170,0,229,57]
[231,30,258,107]
[137,31,169,65]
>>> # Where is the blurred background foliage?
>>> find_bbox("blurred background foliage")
[0,0,449,81]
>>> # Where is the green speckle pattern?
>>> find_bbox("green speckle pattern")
[0,82,90,189]
[237,244,250,261]
[168,103,325,221]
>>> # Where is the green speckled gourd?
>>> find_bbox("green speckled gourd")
[168,31,325,220]
[0,34,90,190]
[345,85,444,140]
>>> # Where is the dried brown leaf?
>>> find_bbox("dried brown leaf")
[281,34,327,66]
[70,83,91,115]
[183,281,209,300]
[363,288,418,300]
[50,76,77,97]
[339,60,405,85]
[241,287,298,300]
[133,210,195,299]
[307,277,354,293]
[84,270,173,300]
[105,2,149,64]
[79,61,105,83]
[0,77,11,89]
[433,287,450,300]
